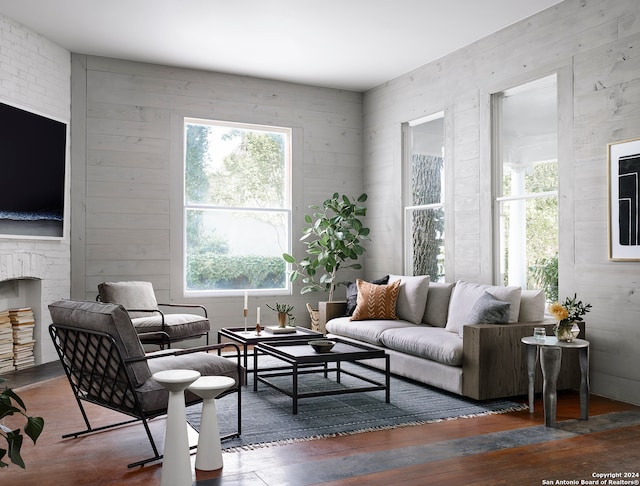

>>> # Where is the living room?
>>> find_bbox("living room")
[1,0,640,484]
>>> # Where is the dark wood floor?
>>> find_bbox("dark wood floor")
[2,362,640,485]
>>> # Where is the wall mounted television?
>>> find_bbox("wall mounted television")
[0,100,67,239]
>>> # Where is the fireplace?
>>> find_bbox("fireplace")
[0,251,68,365]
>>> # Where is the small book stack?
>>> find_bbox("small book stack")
[0,309,14,373]
[10,307,36,371]
[263,326,296,334]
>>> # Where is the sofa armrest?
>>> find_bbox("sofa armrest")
[462,320,585,400]
[318,301,347,335]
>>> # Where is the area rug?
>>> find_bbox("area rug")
[186,361,528,451]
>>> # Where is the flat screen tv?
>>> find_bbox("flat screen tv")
[0,100,67,239]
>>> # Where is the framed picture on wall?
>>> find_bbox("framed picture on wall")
[0,100,67,239]
[608,137,640,261]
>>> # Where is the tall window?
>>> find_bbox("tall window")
[183,118,291,294]
[493,75,558,301]
[404,112,445,281]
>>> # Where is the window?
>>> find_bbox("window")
[403,112,445,281]
[183,118,291,295]
[493,75,558,301]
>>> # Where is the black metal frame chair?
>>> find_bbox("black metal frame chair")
[48,300,243,468]
[97,281,211,349]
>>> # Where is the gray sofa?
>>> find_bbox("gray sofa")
[324,277,584,400]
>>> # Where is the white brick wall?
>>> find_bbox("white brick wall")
[0,13,71,364]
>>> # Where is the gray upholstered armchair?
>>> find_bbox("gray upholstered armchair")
[97,281,210,348]
[48,299,242,468]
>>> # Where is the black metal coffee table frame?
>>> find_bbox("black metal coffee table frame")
[254,338,390,414]
[217,326,323,383]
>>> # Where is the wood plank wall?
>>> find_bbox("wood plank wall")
[70,55,363,332]
[363,0,640,405]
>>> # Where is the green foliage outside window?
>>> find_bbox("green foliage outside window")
[187,254,286,290]
[501,160,558,293]
[530,252,558,303]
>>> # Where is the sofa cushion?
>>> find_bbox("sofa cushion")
[388,274,430,325]
[326,316,414,346]
[422,281,455,327]
[379,326,464,366]
[466,291,510,325]
[48,299,151,387]
[351,279,401,321]
[98,281,159,319]
[518,289,546,322]
[445,280,522,335]
[140,351,241,413]
[131,313,210,340]
[345,275,389,316]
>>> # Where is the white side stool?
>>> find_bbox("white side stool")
[152,369,201,486]
[188,375,236,471]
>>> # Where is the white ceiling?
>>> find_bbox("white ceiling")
[0,0,563,91]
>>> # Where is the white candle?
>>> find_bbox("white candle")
[256,306,260,323]
[244,291,248,310]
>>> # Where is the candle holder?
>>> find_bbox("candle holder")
[240,308,250,334]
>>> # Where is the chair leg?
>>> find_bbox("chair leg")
[127,416,162,468]
[219,386,241,440]
[62,399,163,468]
[237,383,241,436]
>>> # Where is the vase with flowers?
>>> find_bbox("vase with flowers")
[548,294,592,342]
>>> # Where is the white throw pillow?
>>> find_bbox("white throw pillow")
[518,289,546,322]
[388,274,430,325]
[445,280,522,335]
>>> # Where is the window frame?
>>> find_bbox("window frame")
[491,74,559,290]
[180,117,293,298]
[402,111,447,280]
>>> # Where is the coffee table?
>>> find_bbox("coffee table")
[217,326,323,382]
[254,337,390,414]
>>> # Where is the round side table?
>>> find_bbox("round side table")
[152,369,201,486]
[188,376,236,471]
[521,336,590,427]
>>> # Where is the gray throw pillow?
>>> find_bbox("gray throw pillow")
[465,291,511,327]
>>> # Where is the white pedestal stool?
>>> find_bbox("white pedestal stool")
[152,369,201,486]
[188,375,236,471]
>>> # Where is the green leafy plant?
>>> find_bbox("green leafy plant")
[283,193,370,301]
[266,302,295,326]
[266,302,294,314]
[530,253,558,303]
[1,388,44,468]
[548,294,592,324]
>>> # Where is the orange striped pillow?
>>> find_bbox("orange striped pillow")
[350,279,401,321]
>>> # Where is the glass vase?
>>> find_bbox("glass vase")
[554,321,580,342]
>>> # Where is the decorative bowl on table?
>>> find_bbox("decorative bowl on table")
[309,339,336,353]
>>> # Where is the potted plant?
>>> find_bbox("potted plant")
[1,387,44,468]
[283,192,369,332]
[266,302,295,328]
